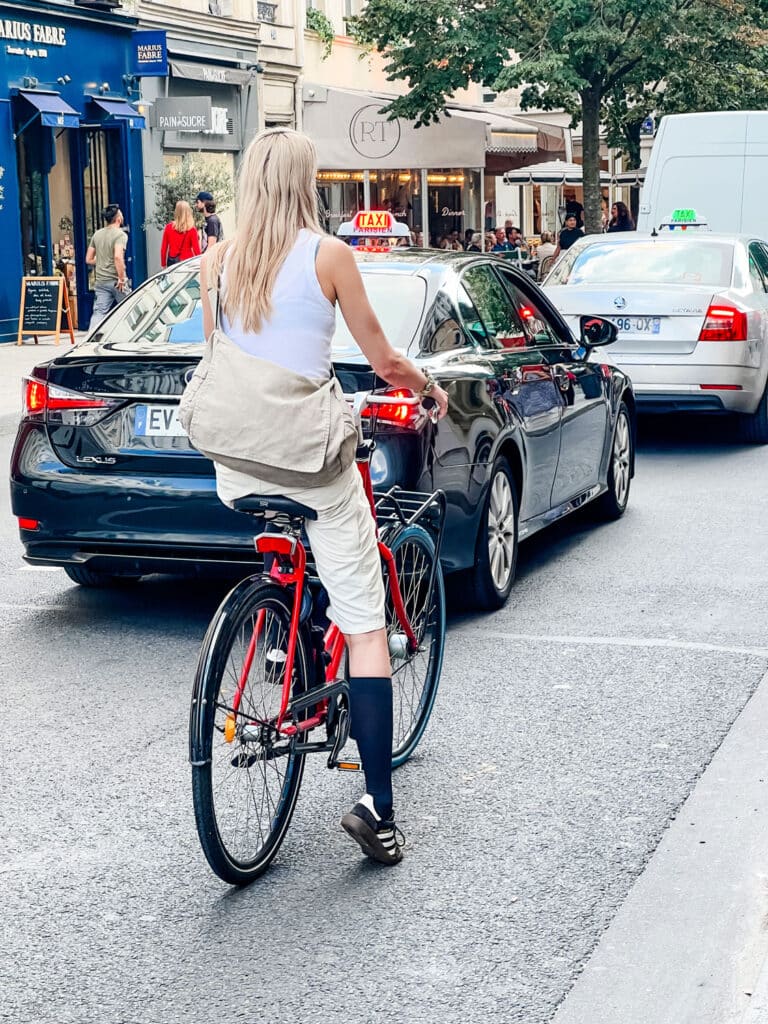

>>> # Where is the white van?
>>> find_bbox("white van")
[637,112,768,237]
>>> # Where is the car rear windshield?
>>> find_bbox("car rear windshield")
[90,266,427,357]
[548,240,735,288]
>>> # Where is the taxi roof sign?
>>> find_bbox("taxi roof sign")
[337,210,410,238]
[659,208,710,231]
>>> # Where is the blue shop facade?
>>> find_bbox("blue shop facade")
[0,1,148,341]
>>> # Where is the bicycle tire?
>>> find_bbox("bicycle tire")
[190,577,310,885]
[383,523,446,767]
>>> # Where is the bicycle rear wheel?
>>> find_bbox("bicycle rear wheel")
[383,524,446,767]
[190,578,310,885]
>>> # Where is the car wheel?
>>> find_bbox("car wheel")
[595,401,632,520]
[466,457,518,610]
[64,565,142,588]
[738,385,768,444]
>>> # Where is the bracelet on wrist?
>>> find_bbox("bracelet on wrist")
[419,371,436,397]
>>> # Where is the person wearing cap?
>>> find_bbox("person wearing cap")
[195,191,223,251]
[553,212,584,261]
[85,203,129,328]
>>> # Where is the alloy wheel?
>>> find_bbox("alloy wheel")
[488,471,516,590]
[612,412,631,507]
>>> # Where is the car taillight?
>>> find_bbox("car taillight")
[698,304,748,342]
[18,517,39,531]
[24,378,47,415]
[362,389,422,428]
[23,378,114,425]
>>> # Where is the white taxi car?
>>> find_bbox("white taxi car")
[543,228,768,442]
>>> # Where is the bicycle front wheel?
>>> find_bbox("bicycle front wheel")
[383,524,446,767]
[190,578,310,885]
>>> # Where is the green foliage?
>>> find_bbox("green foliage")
[306,6,335,59]
[146,156,235,231]
[353,0,768,232]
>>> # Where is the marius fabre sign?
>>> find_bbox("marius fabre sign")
[152,97,212,132]
[132,30,168,77]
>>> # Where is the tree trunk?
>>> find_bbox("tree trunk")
[580,85,603,234]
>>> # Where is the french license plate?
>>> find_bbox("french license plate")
[134,404,186,437]
[614,316,661,334]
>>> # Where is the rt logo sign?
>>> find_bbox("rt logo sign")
[349,104,401,159]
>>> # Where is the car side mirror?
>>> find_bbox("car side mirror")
[579,315,618,350]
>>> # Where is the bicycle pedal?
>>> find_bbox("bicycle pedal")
[334,760,361,772]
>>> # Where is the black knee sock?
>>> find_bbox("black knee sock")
[349,675,393,820]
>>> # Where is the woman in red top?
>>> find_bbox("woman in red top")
[160,201,201,267]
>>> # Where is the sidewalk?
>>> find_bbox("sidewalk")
[0,335,86,413]
[553,667,768,1024]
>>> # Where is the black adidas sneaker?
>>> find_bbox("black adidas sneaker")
[340,793,405,865]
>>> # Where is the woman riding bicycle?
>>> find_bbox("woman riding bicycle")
[199,128,448,865]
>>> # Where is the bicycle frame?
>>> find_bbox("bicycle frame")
[229,442,422,742]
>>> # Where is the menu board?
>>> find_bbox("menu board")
[17,277,75,346]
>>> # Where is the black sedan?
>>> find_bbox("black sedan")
[11,249,635,609]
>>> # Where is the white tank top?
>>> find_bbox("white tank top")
[221,228,335,380]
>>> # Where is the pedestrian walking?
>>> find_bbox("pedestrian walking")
[553,213,584,260]
[160,201,201,268]
[195,127,448,864]
[85,203,129,328]
[466,232,482,252]
[195,191,224,251]
[607,201,635,232]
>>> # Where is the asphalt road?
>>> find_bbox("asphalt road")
[2,345,767,1024]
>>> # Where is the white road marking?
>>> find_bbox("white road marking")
[17,565,61,572]
[455,629,768,659]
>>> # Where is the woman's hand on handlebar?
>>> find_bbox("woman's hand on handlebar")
[423,385,449,421]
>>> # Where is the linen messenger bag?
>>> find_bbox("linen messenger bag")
[178,284,357,489]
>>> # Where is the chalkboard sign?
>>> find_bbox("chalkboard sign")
[17,277,75,346]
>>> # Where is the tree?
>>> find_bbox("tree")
[146,155,235,231]
[352,0,768,233]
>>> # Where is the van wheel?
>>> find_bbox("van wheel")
[738,386,768,444]
[64,566,142,588]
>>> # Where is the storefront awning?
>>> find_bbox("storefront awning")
[89,96,146,129]
[303,85,487,170]
[18,90,80,129]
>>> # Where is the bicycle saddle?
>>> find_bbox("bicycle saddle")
[231,495,318,521]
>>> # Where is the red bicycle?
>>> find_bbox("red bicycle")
[189,391,446,884]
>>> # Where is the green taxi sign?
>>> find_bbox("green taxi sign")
[659,208,709,231]
[671,208,697,223]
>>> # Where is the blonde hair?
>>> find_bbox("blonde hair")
[540,231,553,244]
[173,200,195,233]
[211,128,321,333]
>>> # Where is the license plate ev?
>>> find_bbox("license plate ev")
[134,404,186,437]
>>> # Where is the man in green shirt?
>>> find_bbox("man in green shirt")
[85,203,130,328]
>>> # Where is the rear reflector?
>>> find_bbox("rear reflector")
[18,518,39,531]
[699,384,743,390]
[698,304,748,342]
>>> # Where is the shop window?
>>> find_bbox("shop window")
[16,126,49,277]
[461,265,527,350]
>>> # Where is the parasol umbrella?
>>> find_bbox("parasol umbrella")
[502,160,611,185]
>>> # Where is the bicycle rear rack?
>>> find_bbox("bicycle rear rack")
[374,486,447,561]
